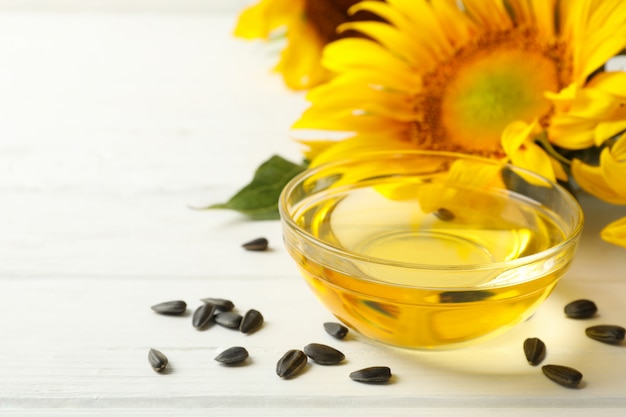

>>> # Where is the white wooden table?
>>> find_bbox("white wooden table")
[1,2,626,416]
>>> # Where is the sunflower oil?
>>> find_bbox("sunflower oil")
[288,183,572,348]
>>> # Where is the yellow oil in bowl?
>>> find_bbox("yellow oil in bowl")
[280,151,583,349]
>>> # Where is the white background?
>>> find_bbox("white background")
[1,1,626,416]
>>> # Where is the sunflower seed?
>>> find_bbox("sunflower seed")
[240,309,264,334]
[542,364,583,388]
[192,303,216,329]
[324,322,349,340]
[201,297,234,312]
[214,346,249,365]
[349,366,392,383]
[523,337,546,366]
[564,299,597,319]
[148,348,168,372]
[303,343,345,365]
[439,290,493,303]
[215,311,243,329]
[150,300,187,315]
[433,207,455,221]
[242,237,268,251]
[585,325,626,344]
[276,349,308,378]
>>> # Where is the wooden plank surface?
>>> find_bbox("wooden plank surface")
[1,4,626,416]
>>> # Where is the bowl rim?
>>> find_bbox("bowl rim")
[278,150,584,275]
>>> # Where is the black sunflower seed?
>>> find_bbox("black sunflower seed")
[215,312,243,329]
[201,297,235,312]
[242,237,269,251]
[523,337,546,366]
[433,207,455,221]
[192,303,216,329]
[303,343,345,365]
[240,309,264,334]
[542,364,583,388]
[439,290,493,303]
[349,366,392,383]
[324,322,349,340]
[150,300,187,315]
[214,346,249,365]
[148,348,168,372]
[585,325,626,344]
[276,349,308,378]
[564,299,597,319]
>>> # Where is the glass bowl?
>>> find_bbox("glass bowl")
[279,151,583,349]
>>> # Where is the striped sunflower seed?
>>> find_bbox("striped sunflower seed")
[150,300,187,315]
[242,237,269,251]
[303,343,345,365]
[240,309,264,334]
[564,299,597,319]
[542,364,583,388]
[349,366,392,383]
[276,349,308,379]
[523,337,546,366]
[323,322,349,340]
[201,297,235,312]
[215,312,243,329]
[192,303,216,329]
[214,346,249,365]
[585,325,626,344]
[148,348,168,373]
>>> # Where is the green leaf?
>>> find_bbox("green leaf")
[206,155,308,220]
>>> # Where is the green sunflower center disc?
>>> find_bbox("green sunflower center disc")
[441,48,558,153]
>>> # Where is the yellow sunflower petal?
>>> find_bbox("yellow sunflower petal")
[549,115,597,149]
[304,77,418,121]
[323,38,408,71]
[588,71,626,98]
[562,0,626,82]
[276,16,329,90]
[508,142,556,183]
[532,0,558,38]
[599,139,626,199]
[501,120,537,156]
[337,21,434,67]
[551,157,569,182]
[311,135,415,166]
[548,72,626,148]
[461,0,512,31]
[503,0,532,26]
[545,82,578,113]
[559,87,619,120]
[296,139,339,161]
[233,0,301,39]
[571,156,625,204]
[348,2,423,41]
[352,0,455,57]
[584,0,626,65]
[308,67,420,97]
[559,0,592,78]
[595,117,626,146]
[293,108,407,132]
[446,158,504,189]
[601,217,626,249]
[429,0,477,47]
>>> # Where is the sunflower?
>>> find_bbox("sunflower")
[291,0,626,246]
[233,0,384,90]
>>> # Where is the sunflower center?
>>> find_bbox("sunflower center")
[418,32,561,156]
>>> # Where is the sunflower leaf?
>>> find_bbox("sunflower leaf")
[206,155,308,220]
